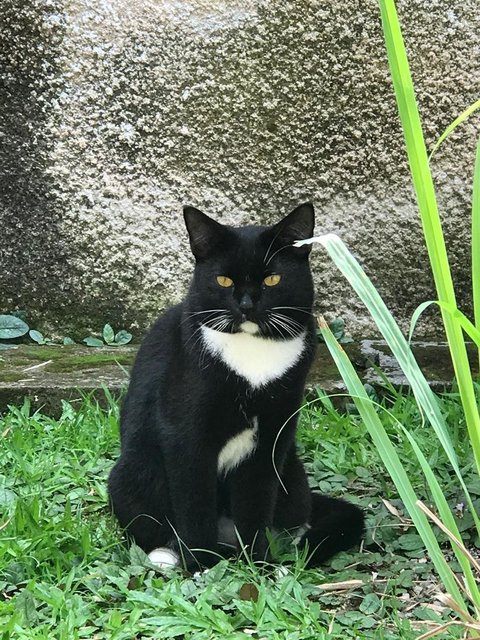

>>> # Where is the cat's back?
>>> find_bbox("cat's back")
[120,304,185,436]
[130,303,184,383]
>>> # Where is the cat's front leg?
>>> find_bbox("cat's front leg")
[228,457,280,563]
[228,411,296,563]
[163,441,220,571]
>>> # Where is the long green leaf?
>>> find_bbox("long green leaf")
[320,384,480,607]
[429,99,480,161]
[378,0,480,476]
[319,318,466,608]
[397,423,480,608]
[408,300,480,348]
[473,135,480,370]
[296,234,480,536]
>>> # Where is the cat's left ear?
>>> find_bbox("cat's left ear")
[272,202,315,253]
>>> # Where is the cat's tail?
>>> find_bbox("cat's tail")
[299,493,364,566]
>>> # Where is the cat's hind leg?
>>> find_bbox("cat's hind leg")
[273,449,364,565]
[299,493,364,566]
[108,452,177,565]
[273,449,312,533]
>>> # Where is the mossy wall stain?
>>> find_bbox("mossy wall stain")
[0,345,135,381]
[0,341,470,416]
[48,353,134,372]
[20,347,70,361]
[1,1,479,336]
[0,372,25,384]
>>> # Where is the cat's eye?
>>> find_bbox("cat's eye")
[216,275,234,288]
[263,274,282,287]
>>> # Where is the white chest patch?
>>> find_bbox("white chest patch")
[201,326,306,388]
[218,418,258,474]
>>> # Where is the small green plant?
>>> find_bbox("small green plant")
[0,313,59,347]
[0,314,29,341]
[316,317,354,344]
[28,330,55,345]
[0,313,133,349]
[83,324,132,348]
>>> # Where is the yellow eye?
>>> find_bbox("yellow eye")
[216,275,234,288]
[264,274,282,287]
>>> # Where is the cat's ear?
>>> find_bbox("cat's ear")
[183,206,225,259]
[272,202,315,252]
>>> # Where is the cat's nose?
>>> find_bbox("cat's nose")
[239,293,254,312]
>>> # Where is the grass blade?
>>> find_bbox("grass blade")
[399,434,480,608]
[318,317,466,608]
[348,390,480,608]
[416,501,480,578]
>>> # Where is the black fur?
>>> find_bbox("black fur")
[108,203,364,570]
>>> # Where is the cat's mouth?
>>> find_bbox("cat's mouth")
[239,320,260,335]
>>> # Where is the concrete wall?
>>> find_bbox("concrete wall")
[1,0,479,338]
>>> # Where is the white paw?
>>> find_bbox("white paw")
[292,522,311,546]
[148,547,180,568]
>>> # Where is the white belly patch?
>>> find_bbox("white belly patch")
[201,326,306,388]
[218,417,258,474]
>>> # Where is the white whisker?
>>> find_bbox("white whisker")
[181,309,227,326]
[188,309,226,316]
[265,243,295,267]
[263,225,286,265]
[272,306,314,317]
[271,312,304,332]
[268,315,294,339]
[268,312,303,337]
[185,313,229,347]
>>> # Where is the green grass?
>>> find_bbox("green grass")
[1,392,477,639]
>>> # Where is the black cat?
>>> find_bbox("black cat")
[108,203,364,571]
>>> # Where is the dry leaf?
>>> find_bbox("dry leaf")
[381,498,402,518]
[239,583,259,602]
[316,579,364,591]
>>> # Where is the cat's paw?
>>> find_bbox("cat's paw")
[148,547,180,569]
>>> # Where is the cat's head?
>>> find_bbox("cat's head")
[183,203,315,340]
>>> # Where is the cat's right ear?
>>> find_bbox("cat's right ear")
[183,206,225,259]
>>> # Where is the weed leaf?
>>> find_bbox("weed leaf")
[359,592,382,614]
[103,324,115,344]
[114,330,133,345]
[0,487,17,507]
[29,330,45,344]
[129,543,150,567]
[0,315,29,339]
[83,337,104,348]
[17,589,38,627]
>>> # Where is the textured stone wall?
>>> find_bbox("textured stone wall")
[1,0,479,337]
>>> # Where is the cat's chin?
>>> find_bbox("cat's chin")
[239,321,260,335]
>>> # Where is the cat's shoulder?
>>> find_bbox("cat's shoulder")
[136,303,184,359]
[148,303,183,334]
